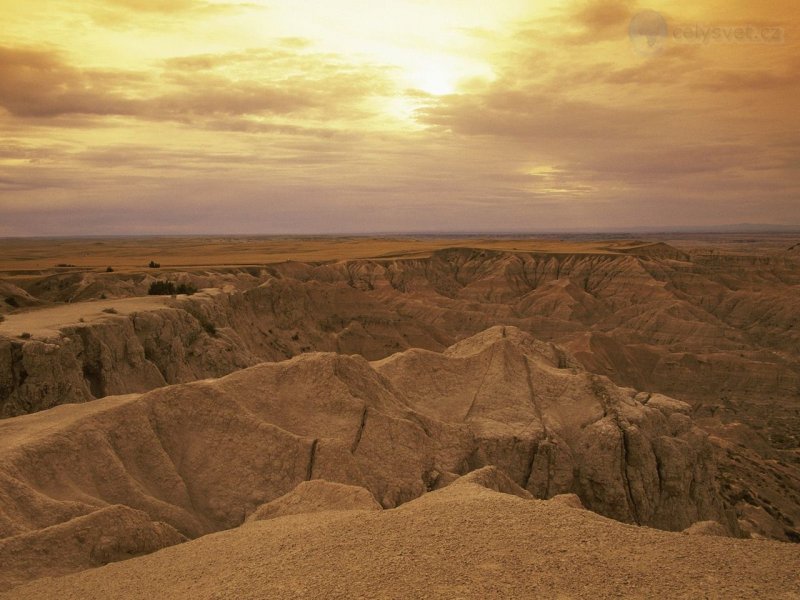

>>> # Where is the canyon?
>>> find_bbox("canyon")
[0,234,798,596]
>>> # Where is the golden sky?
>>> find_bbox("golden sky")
[1,0,798,234]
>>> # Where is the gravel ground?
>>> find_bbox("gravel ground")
[5,483,799,600]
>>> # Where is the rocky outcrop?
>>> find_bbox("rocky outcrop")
[683,520,729,537]
[246,480,381,522]
[375,327,735,532]
[16,268,265,305]
[0,327,738,590]
[0,302,259,418]
[0,505,184,592]
[446,466,533,500]
[0,283,42,314]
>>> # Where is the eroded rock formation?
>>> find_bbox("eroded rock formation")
[1,243,798,541]
[0,327,738,590]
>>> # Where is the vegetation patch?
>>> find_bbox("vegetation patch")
[148,281,197,296]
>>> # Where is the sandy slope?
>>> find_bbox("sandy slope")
[5,481,798,600]
[0,296,169,337]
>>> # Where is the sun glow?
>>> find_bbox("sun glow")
[409,63,459,96]
[399,54,495,98]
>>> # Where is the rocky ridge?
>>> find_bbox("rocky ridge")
[0,327,736,591]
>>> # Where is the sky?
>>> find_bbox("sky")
[0,0,798,235]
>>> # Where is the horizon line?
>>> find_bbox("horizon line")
[2,226,800,240]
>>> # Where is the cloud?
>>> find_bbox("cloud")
[101,0,223,12]
[419,90,656,140]
[103,0,209,13]
[1,0,798,234]
[411,0,800,199]
[0,44,392,126]
[694,61,800,92]
[513,0,637,46]
[86,0,263,27]
[0,46,143,118]
[572,0,635,38]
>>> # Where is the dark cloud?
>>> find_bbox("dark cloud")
[0,47,141,117]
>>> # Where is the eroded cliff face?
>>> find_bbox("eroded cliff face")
[374,327,734,532]
[0,303,258,418]
[0,327,737,590]
[3,247,799,421]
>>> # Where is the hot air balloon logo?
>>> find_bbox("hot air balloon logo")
[629,10,668,56]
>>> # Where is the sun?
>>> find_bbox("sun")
[401,54,495,96]
[409,63,460,96]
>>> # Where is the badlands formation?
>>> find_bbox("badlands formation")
[0,234,799,597]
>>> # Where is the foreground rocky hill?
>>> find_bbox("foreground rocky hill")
[3,474,798,600]
[1,242,798,541]
[0,328,739,591]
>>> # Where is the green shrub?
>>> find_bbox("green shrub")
[148,261,160,268]
[148,281,197,296]
[106,266,114,272]
[176,283,197,295]
[148,280,175,295]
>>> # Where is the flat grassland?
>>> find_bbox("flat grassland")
[0,233,795,272]
[0,236,622,272]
